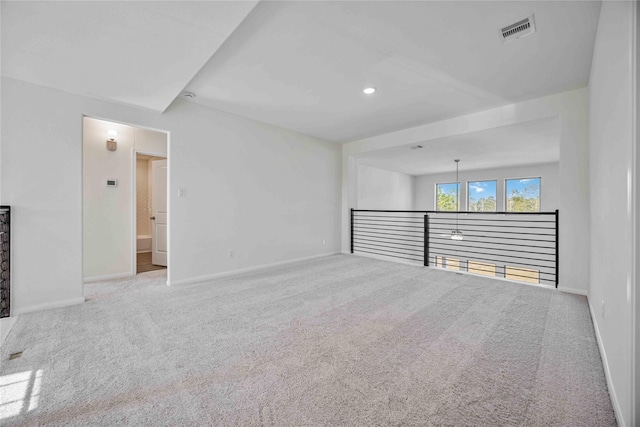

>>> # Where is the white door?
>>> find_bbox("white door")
[151,159,168,266]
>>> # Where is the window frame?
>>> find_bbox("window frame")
[504,176,542,212]
[467,179,498,212]
[467,260,497,277]
[435,181,461,212]
[505,266,540,284]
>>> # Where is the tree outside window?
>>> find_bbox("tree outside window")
[436,182,459,211]
[468,180,497,212]
[506,178,541,212]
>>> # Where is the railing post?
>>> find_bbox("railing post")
[350,209,354,254]
[555,209,559,288]
[0,206,10,319]
[424,214,429,266]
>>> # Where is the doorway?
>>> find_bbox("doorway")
[135,153,167,274]
[82,116,169,283]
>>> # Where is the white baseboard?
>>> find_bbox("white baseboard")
[588,300,625,427]
[558,286,588,296]
[84,272,133,283]
[169,252,339,286]
[0,316,19,347]
[13,296,86,316]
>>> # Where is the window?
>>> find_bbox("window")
[505,266,540,284]
[468,180,497,212]
[436,256,460,271]
[436,182,460,211]
[505,177,541,212]
[468,261,496,277]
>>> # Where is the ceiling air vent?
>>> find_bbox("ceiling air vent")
[499,14,536,43]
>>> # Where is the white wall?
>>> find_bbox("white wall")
[414,162,559,212]
[136,158,151,238]
[343,88,589,295]
[83,118,167,280]
[1,77,342,314]
[588,1,637,425]
[357,164,414,210]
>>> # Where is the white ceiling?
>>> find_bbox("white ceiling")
[1,1,600,142]
[1,1,258,112]
[357,117,560,176]
[185,1,600,142]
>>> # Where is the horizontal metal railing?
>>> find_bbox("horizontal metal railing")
[351,209,559,287]
[351,210,426,263]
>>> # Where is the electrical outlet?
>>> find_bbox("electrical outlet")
[322,238,326,245]
[228,250,235,258]
[601,300,605,318]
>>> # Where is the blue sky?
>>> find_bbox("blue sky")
[438,182,458,194]
[468,180,496,201]
[440,178,540,200]
[506,177,540,196]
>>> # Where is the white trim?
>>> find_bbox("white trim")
[80,115,86,305]
[434,181,461,211]
[557,286,588,296]
[83,272,133,283]
[466,179,498,213]
[132,149,168,278]
[13,297,86,316]
[631,0,639,423]
[589,300,626,427]
[630,3,638,426]
[81,114,170,287]
[131,147,137,279]
[165,138,172,284]
[169,252,339,287]
[504,176,542,212]
[135,150,167,159]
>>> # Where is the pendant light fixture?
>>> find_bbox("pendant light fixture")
[450,159,464,240]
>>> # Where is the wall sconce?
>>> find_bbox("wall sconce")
[107,130,117,151]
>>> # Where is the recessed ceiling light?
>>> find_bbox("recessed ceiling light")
[181,91,196,100]
[363,87,376,95]
[410,145,423,150]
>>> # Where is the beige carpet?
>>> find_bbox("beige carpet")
[0,255,616,426]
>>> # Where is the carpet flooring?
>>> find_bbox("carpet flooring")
[0,255,616,426]
[136,252,166,274]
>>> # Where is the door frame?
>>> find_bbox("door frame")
[132,149,168,277]
[82,114,170,292]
